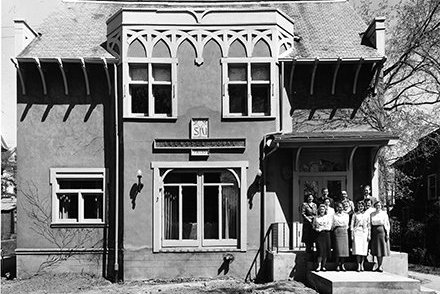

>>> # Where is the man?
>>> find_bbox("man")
[316,188,334,207]
[362,185,378,204]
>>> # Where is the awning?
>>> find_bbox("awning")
[274,131,398,148]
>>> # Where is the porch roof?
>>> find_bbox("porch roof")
[274,131,398,147]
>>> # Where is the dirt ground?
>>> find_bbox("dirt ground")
[1,273,318,294]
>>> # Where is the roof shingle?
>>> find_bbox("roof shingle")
[17,0,381,60]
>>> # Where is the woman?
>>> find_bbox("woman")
[324,197,335,218]
[369,201,390,272]
[332,202,350,271]
[351,201,370,272]
[301,193,317,253]
[313,204,332,272]
[341,191,355,213]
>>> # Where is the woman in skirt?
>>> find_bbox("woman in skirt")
[301,193,317,253]
[370,201,390,272]
[313,204,332,272]
[351,201,370,271]
[332,202,349,271]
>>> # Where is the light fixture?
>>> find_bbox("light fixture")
[137,170,143,192]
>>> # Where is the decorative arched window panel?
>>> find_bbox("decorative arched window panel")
[151,161,248,251]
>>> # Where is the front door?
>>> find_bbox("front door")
[299,176,346,203]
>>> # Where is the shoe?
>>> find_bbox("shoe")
[341,265,346,272]
[360,265,364,272]
[322,267,327,272]
[378,267,383,273]
[336,266,340,272]
[356,268,361,272]
[315,267,321,272]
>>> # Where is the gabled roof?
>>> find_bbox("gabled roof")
[17,0,382,60]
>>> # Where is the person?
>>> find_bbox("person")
[362,185,378,204]
[364,198,375,216]
[369,201,391,272]
[340,191,355,213]
[351,201,370,272]
[324,197,335,218]
[301,193,317,253]
[342,199,354,250]
[316,188,334,208]
[332,202,350,271]
[313,204,332,272]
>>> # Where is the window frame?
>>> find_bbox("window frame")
[50,168,106,227]
[151,161,248,252]
[124,57,178,119]
[222,57,276,119]
[427,173,437,200]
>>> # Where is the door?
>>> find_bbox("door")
[299,176,346,203]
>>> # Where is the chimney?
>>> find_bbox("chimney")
[14,19,38,56]
[361,17,386,56]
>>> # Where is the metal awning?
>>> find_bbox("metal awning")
[274,131,398,147]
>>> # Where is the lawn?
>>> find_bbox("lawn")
[1,273,318,294]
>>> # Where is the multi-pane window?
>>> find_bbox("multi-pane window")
[50,168,105,225]
[428,174,437,200]
[161,169,240,248]
[224,61,273,117]
[127,61,176,118]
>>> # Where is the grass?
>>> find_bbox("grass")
[409,264,440,276]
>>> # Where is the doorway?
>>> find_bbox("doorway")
[299,176,346,203]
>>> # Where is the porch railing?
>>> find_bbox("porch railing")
[269,222,305,252]
[245,222,305,282]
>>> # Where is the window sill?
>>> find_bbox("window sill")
[50,222,106,228]
[123,116,178,122]
[222,115,276,121]
[157,248,245,253]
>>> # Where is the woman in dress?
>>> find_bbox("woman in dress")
[313,204,332,272]
[301,193,317,253]
[351,201,370,272]
[324,197,335,218]
[369,201,391,272]
[332,202,350,271]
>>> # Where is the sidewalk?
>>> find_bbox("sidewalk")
[409,271,440,293]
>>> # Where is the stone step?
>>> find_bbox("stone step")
[308,271,421,294]
[306,261,376,272]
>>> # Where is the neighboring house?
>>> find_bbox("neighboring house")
[14,0,397,281]
[393,128,440,264]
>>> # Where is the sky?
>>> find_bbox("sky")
[1,0,64,148]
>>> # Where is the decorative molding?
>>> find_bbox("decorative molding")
[101,57,112,95]
[34,57,47,95]
[11,58,26,95]
[124,27,293,62]
[57,58,69,95]
[352,57,364,95]
[107,30,122,58]
[79,58,90,96]
[154,138,246,150]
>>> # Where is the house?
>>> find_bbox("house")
[393,128,440,265]
[14,0,399,282]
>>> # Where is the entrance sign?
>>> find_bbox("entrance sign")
[191,118,209,139]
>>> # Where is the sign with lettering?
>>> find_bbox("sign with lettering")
[191,118,209,139]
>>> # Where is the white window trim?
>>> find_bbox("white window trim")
[221,57,277,119]
[427,173,437,200]
[50,168,106,226]
[151,161,248,252]
[124,57,178,119]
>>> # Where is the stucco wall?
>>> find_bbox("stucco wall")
[16,62,113,277]
[121,39,277,279]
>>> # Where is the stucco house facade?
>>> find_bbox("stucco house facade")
[15,0,397,281]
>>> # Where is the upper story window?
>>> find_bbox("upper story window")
[225,62,272,116]
[50,168,105,226]
[124,39,177,119]
[428,174,437,200]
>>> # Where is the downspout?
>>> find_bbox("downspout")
[259,133,280,264]
[113,63,120,280]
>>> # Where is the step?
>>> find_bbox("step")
[308,271,421,294]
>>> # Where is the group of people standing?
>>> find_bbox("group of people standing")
[301,186,391,272]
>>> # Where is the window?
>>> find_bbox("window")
[152,162,248,251]
[125,60,177,118]
[428,174,437,200]
[223,60,274,118]
[50,168,105,226]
